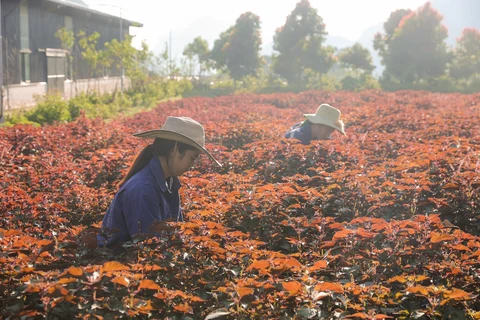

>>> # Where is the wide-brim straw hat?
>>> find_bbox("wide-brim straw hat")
[133,116,221,167]
[304,104,346,136]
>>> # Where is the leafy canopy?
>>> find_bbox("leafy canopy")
[272,0,334,84]
[374,3,451,84]
[183,37,213,79]
[338,43,375,74]
[449,28,480,79]
[211,12,263,81]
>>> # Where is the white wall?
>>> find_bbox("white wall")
[2,76,131,110]
[64,76,131,100]
[2,82,47,109]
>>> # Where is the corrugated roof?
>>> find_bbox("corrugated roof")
[46,0,143,27]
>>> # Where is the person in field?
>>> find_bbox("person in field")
[98,116,221,247]
[285,104,346,144]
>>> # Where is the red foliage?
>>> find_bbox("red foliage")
[0,90,479,318]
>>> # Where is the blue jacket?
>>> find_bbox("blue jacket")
[99,156,182,247]
[285,121,312,145]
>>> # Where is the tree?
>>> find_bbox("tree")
[211,28,231,72]
[55,27,75,52]
[183,37,212,80]
[75,29,152,89]
[225,12,262,81]
[337,43,378,91]
[77,30,102,78]
[154,43,180,79]
[449,28,480,80]
[374,3,451,85]
[373,8,412,69]
[211,12,263,84]
[154,43,170,77]
[272,0,335,84]
[104,36,151,87]
[55,28,75,80]
[337,43,375,74]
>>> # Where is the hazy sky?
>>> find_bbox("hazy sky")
[85,0,427,55]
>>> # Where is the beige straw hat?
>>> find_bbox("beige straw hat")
[133,116,221,166]
[304,104,346,136]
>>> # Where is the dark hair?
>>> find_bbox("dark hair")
[118,138,196,188]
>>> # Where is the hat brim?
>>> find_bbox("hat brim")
[304,114,347,136]
[133,129,222,167]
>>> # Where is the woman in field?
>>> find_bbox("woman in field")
[285,104,346,144]
[98,116,221,247]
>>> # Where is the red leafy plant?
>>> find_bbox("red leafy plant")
[1,90,479,318]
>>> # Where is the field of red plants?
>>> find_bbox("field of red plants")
[1,90,479,319]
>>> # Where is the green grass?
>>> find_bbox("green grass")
[1,95,183,127]
[3,105,35,118]
[105,96,183,122]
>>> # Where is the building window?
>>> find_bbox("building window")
[20,4,29,50]
[65,16,73,32]
[21,52,30,82]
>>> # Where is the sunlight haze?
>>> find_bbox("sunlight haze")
[85,0,437,56]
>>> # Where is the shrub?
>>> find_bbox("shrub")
[111,92,134,112]
[3,112,40,127]
[1,78,195,128]
[423,76,459,93]
[139,81,166,107]
[451,77,480,94]
[341,74,381,91]
[26,94,72,125]
[129,77,192,107]
[69,93,111,119]
[380,76,461,93]
[184,82,235,98]
[464,77,480,93]
[175,78,194,96]
[302,69,342,91]
[341,76,360,91]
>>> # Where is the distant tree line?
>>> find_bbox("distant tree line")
[176,0,479,93]
[57,0,480,94]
